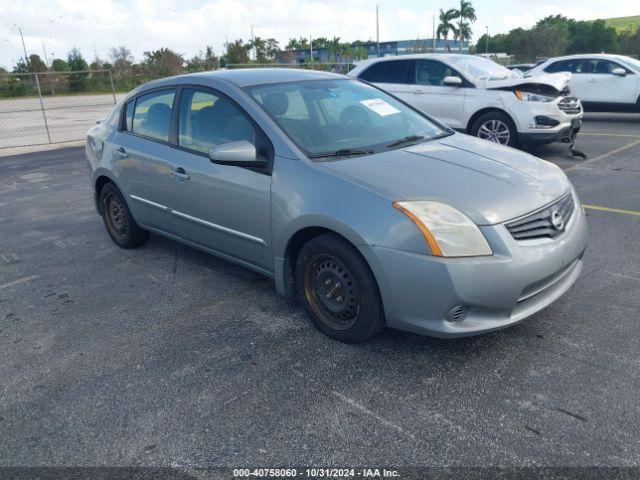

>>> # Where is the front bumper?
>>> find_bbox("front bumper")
[367,195,588,338]
[511,96,583,145]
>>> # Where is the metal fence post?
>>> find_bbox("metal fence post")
[34,73,52,144]
[108,70,117,104]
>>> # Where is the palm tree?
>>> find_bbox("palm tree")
[437,8,458,53]
[327,36,341,62]
[453,0,477,52]
[340,43,351,64]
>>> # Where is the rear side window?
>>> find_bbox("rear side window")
[360,60,411,84]
[178,88,257,154]
[545,60,579,73]
[131,90,175,141]
[124,100,134,131]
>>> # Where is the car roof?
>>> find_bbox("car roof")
[144,68,346,89]
[541,53,634,63]
[355,53,469,67]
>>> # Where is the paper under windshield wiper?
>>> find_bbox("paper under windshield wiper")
[386,134,426,148]
[308,148,374,159]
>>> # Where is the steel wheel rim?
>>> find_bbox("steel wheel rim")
[104,193,128,240]
[303,254,360,331]
[478,119,511,145]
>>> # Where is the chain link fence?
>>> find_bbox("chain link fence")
[0,70,123,149]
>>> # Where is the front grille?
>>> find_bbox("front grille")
[505,193,575,240]
[558,96,582,115]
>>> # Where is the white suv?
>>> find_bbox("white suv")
[526,54,640,113]
[348,54,583,148]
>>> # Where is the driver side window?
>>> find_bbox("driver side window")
[178,89,256,154]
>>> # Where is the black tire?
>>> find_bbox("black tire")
[99,182,150,249]
[470,111,518,148]
[295,233,385,343]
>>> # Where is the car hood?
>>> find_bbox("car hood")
[317,133,570,225]
[483,72,571,92]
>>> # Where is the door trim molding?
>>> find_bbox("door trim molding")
[130,195,168,211]
[172,210,267,246]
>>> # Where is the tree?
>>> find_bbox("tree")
[451,0,476,52]
[67,48,89,91]
[619,26,640,55]
[327,36,341,62]
[27,54,48,72]
[437,8,458,53]
[265,39,280,61]
[312,37,329,49]
[109,46,134,75]
[223,40,250,65]
[186,46,219,72]
[51,58,69,71]
[142,48,184,77]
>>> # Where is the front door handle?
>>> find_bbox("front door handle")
[113,146,128,158]
[169,167,190,181]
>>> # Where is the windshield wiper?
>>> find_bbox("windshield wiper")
[308,148,374,159]
[386,134,426,148]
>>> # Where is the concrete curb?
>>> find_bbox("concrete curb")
[0,141,85,158]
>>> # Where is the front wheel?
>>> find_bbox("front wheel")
[470,112,518,147]
[295,234,385,343]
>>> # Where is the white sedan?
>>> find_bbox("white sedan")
[526,54,640,113]
[348,54,583,148]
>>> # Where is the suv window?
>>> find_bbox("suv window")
[414,60,458,86]
[178,88,256,154]
[547,59,627,74]
[130,90,175,141]
[360,60,411,84]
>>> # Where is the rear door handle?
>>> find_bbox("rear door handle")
[169,167,190,181]
[113,146,128,158]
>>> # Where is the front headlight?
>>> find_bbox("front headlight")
[393,201,493,257]
[514,90,554,102]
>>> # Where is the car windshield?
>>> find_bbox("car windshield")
[246,79,449,157]
[448,56,520,81]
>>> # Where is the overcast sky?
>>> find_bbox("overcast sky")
[1,0,638,69]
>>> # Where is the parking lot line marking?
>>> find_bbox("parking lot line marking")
[565,139,640,172]
[583,204,640,217]
[332,390,417,440]
[580,133,640,138]
[0,274,39,290]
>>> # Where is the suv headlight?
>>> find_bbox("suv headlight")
[514,90,554,102]
[393,201,493,257]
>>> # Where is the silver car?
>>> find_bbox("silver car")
[86,69,587,343]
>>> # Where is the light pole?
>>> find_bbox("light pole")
[15,25,29,68]
[376,4,380,57]
[485,26,489,56]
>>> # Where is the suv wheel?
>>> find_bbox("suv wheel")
[295,233,385,343]
[470,112,518,147]
[99,182,150,248]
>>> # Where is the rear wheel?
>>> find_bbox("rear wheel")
[99,182,150,248]
[295,233,385,343]
[470,111,518,147]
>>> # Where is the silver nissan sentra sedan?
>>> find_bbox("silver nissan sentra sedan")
[85,69,587,343]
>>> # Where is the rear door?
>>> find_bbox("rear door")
[113,88,177,233]
[166,87,273,272]
[359,59,415,103]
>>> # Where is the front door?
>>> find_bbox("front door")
[167,88,272,272]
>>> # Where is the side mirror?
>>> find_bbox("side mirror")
[612,67,626,76]
[443,76,463,86]
[209,140,264,167]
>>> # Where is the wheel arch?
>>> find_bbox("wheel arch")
[466,107,517,135]
[275,219,379,300]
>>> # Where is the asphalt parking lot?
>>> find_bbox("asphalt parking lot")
[0,113,639,468]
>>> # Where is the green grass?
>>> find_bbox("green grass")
[605,15,640,34]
